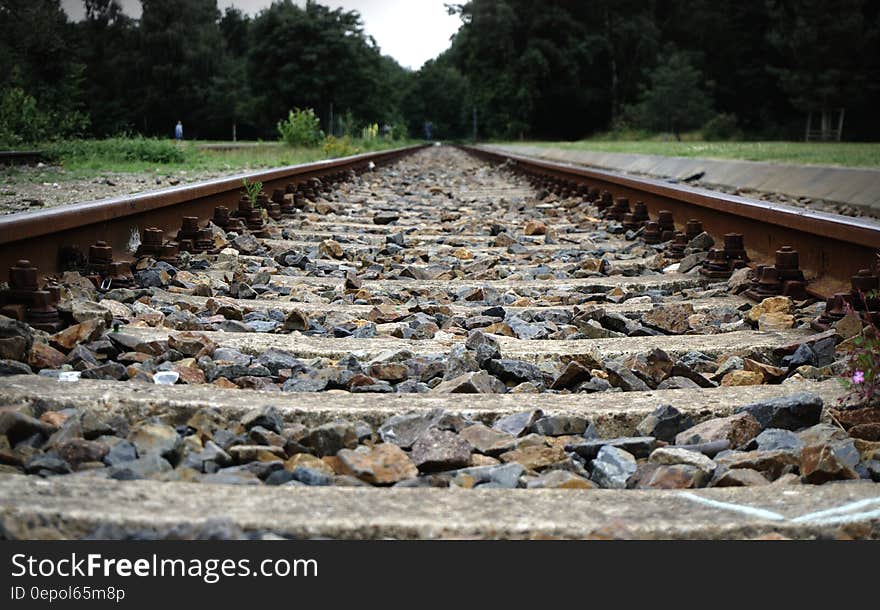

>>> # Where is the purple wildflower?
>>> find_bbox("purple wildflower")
[852,370,865,384]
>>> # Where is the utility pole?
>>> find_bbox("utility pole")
[472,106,477,142]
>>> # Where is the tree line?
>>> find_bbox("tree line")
[1,0,878,144]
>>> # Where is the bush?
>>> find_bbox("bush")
[0,87,88,146]
[322,135,360,158]
[44,137,187,164]
[277,108,324,147]
[702,113,742,141]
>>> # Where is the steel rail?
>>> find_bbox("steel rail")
[461,144,880,297]
[0,144,427,275]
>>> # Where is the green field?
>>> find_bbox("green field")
[0,137,415,187]
[510,140,880,168]
[45,137,411,177]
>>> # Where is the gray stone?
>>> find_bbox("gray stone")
[529,415,588,436]
[0,411,56,444]
[241,406,284,434]
[24,454,72,475]
[129,423,181,461]
[590,446,637,489]
[378,409,449,448]
[443,344,480,380]
[567,436,656,460]
[102,439,138,466]
[604,360,651,392]
[550,361,592,390]
[748,429,805,453]
[433,371,506,393]
[212,347,251,365]
[80,362,126,381]
[657,376,701,390]
[485,359,544,385]
[281,370,330,392]
[452,463,524,488]
[649,447,717,476]
[411,428,472,471]
[0,359,33,376]
[686,232,714,251]
[256,349,309,376]
[305,422,358,457]
[636,404,693,443]
[735,392,823,431]
[291,466,333,486]
[108,453,172,479]
[464,330,501,363]
[493,410,543,437]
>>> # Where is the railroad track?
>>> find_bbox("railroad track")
[0,144,879,540]
[0,150,43,166]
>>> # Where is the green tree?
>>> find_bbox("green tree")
[767,0,879,138]
[0,0,88,142]
[401,54,468,139]
[248,0,404,137]
[77,0,138,135]
[138,0,223,137]
[629,51,714,140]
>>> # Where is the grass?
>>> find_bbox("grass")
[507,137,880,168]
[6,136,416,182]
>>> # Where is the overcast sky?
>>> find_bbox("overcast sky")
[60,0,461,69]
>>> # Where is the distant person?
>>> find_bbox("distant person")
[423,121,434,140]
[175,120,183,141]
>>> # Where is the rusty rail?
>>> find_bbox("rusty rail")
[461,144,880,298]
[0,144,427,275]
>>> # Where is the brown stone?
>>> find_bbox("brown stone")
[638,464,708,489]
[368,362,409,383]
[433,371,504,394]
[55,438,109,469]
[228,445,286,463]
[337,443,418,485]
[117,351,152,364]
[499,445,566,471]
[469,454,500,467]
[39,411,68,428]
[173,359,206,384]
[459,423,516,455]
[743,358,787,383]
[523,220,546,235]
[526,470,596,489]
[800,443,860,484]
[212,377,239,389]
[832,310,862,339]
[721,370,764,386]
[711,468,770,487]
[28,342,66,370]
[757,312,795,331]
[283,309,310,331]
[746,296,793,323]
[168,332,216,358]
[715,450,799,480]
[285,453,335,475]
[50,319,105,350]
[623,348,673,387]
[642,303,695,334]
[675,412,762,447]
[319,239,344,259]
